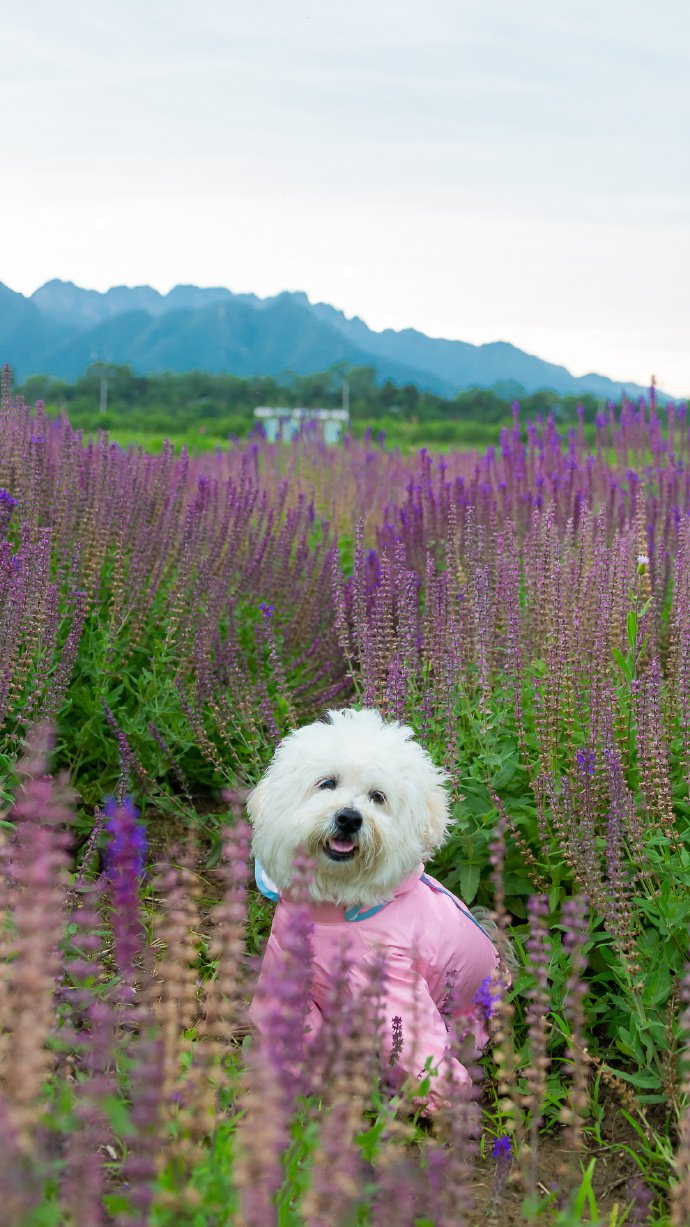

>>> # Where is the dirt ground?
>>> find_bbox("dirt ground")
[468,1091,664,1225]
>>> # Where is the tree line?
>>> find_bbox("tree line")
[15,362,602,445]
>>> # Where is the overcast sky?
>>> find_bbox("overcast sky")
[4,0,690,394]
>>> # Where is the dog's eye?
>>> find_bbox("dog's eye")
[369,790,386,805]
[317,777,337,791]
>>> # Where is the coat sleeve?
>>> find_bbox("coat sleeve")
[366,946,472,1112]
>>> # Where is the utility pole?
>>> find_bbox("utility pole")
[342,377,349,415]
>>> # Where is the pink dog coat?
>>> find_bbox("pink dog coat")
[251,861,499,1109]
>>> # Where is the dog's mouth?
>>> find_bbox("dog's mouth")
[323,836,358,862]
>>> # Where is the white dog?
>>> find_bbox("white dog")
[248,708,500,1109]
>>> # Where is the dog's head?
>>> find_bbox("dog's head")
[247,708,451,907]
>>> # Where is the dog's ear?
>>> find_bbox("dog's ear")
[421,782,451,854]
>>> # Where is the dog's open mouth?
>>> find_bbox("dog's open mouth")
[323,837,358,862]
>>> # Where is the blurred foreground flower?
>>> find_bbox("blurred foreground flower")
[104,795,147,993]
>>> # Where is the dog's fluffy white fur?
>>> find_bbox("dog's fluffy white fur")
[248,708,451,908]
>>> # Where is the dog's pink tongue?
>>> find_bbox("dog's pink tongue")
[329,838,355,853]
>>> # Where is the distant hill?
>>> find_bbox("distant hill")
[0,278,658,400]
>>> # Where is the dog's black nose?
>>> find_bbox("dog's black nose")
[334,807,363,836]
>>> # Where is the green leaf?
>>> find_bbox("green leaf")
[459,862,481,903]
[491,758,518,789]
[610,1067,663,1090]
[615,1026,644,1062]
[102,1094,132,1134]
[548,885,562,913]
[627,609,638,649]
[461,786,491,818]
[612,647,632,678]
[571,1159,598,1218]
[642,965,672,1007]
[103,1195,132,1216]
[22,1204,65,1227]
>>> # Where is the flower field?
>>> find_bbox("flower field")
[0,366,689,1225]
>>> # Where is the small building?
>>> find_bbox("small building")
[254,407,349,444]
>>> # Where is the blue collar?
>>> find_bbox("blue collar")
[254,859,490,935]
[254,859,387,921]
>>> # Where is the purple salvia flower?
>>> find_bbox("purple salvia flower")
[61,988,115,1227]
[120,1031,165,1226]
[473,975,498,1021]
[193,813,251,1103]
[103,703,150,798]
[252,851,314,1097]
[104,796,146,993]
[1,361,10,409]
[523,894,551,1199]
[0,487,17,536]
[575,748,595,776]
[302,948,388,1227]
[40,586,88,719]
[560,895,590,1160]
[0,1097,37,1222]
[105,795,146,878]
[488,1133,514,1221]
[670,961,690,1226]
[492,1134,512,1159]
[2,728,73,1145]
[625,1177,654,1227]
[603,799,636,956]
[234,853,315,1225]
[371,1155,425,1227]
[388,1014,404,1066]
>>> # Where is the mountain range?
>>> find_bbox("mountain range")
[0,279,656,400]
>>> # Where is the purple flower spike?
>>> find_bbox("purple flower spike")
[105,796,147,877]
[474,974,499,1020]
[575,749,595,776]
[104,797,147,989]
[258,601,275,617]
[0,487,18,535]
[492,1135,513,1159]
